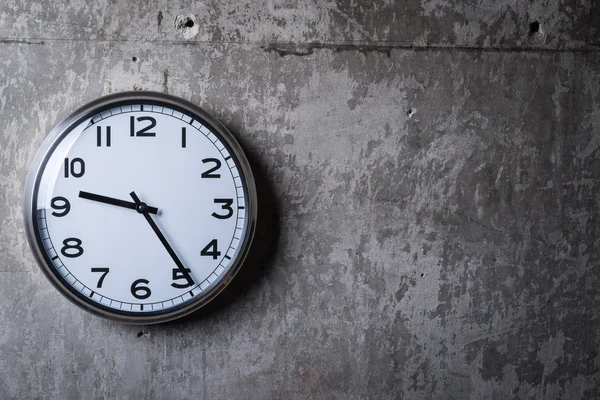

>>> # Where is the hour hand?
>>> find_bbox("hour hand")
[79,191,158,214]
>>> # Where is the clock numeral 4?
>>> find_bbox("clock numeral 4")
[61,238,84,258]
[131,279,151,299]
[130,116,156,137]
[91,267,109,288]
[201,158,221,178]
[212,199,233,219]
[200,239,221,259]
[171,268,193,289]
[51,196,71,217]
[64,158,85,178]
[96,126,111,147]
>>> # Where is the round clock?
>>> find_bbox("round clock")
[24,92,257,324]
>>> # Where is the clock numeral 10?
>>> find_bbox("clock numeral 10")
[131,279,151,299]
[200,239,221,259]
[64,158,85,178]
[130,116,156,137]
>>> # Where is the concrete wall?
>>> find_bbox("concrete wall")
[1,1,599,399]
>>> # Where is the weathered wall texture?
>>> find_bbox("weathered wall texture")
[0,1,599,399]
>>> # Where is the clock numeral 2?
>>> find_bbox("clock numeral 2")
[131,279,151,299]
[97,126,111,147]
[51,196,71,217]
[130,116,156,137]
[171,268,193,289]
[201,239,221,259]
[64,158,85,178]
[201,158,221,178]
[61,238,84,258]
[91,268,109,288]
[212,199,233,219]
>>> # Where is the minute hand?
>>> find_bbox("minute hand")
[129,191,194,287]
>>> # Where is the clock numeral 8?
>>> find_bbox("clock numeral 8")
[131,279,151,299]
[61,238,84,258]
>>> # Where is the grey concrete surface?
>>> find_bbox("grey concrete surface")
[0,1,599,399]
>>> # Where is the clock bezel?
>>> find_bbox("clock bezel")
[24,91,257,324]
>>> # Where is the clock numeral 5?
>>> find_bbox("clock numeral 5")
[212,199,233,219]
[130,116,156,137]
[91,267,109,288]
[201,158,221,178]
[200,239,221,259]
[64,158,85,178]
[171,268,193,289]
[61,238,84,258]
[51,196,71,217]
[131,279,151,299]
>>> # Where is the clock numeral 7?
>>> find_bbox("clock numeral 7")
[171,268,193,288]
[130,116,156,137]
[91,268,109,288]
[200,239,221,259]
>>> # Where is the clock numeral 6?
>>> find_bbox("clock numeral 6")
[64,158,85,178]
[91,267,109,288]
[61,238,84,258]
[130,116,156,137]
[200,239,221,259]
[201,158,221,178]
[51,196,71,217]
[212,199,233,219]
[131,279,151,299]
[171,268,193,289]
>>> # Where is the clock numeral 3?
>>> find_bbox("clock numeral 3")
[91,267,109,288]
[200,239,221,259]
[64,158,85,178]
[61,238,84,258]
[51,196,71,217]
[201,158,221,178]
[130,116,156,137]
[212,198,233,219]
[131,279,151,299]
[171,268,193,289]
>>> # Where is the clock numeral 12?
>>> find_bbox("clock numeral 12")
[130,116,156,137]
[64,158,85,178]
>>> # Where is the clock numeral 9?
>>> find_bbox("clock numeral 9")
[131,279,151,299]
[201,158,221,178]
[51,196,71,217]
[212,199,233,219]
[130,116,156,137]
[171,268,193,289]
[64,158,85,178]
[61,238,84,258]
[200,239,221,259]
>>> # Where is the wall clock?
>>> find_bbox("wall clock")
[24,92,257,324]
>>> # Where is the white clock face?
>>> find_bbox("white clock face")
[26,95,255,323]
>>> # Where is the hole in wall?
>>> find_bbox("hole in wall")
[132,56,138,63]
[186,19,194,28]
[529,21,540,35]
[174,14,199,39]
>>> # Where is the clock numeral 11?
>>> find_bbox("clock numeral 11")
[97,126,111,147]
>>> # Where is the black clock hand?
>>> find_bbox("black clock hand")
[79,191,158,215]
[129,191,194,287]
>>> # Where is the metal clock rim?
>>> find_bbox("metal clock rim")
[23,91,258,325]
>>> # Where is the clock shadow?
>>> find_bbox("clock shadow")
[159,144,280,327]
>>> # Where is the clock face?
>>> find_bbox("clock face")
[24,92,256,324]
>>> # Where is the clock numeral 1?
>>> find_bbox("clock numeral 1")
[200,239,221,259]
[64,158,85,178]
[91,268,109,288]
[201,158,221,178]
[182,127,186,148]
[96,126,111,147]
[131,279,151,299]
[61,238,84,258]
[130,116,156,137]
[171,268,193,288]
[51,196,71,217]
[212,199,233,219]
